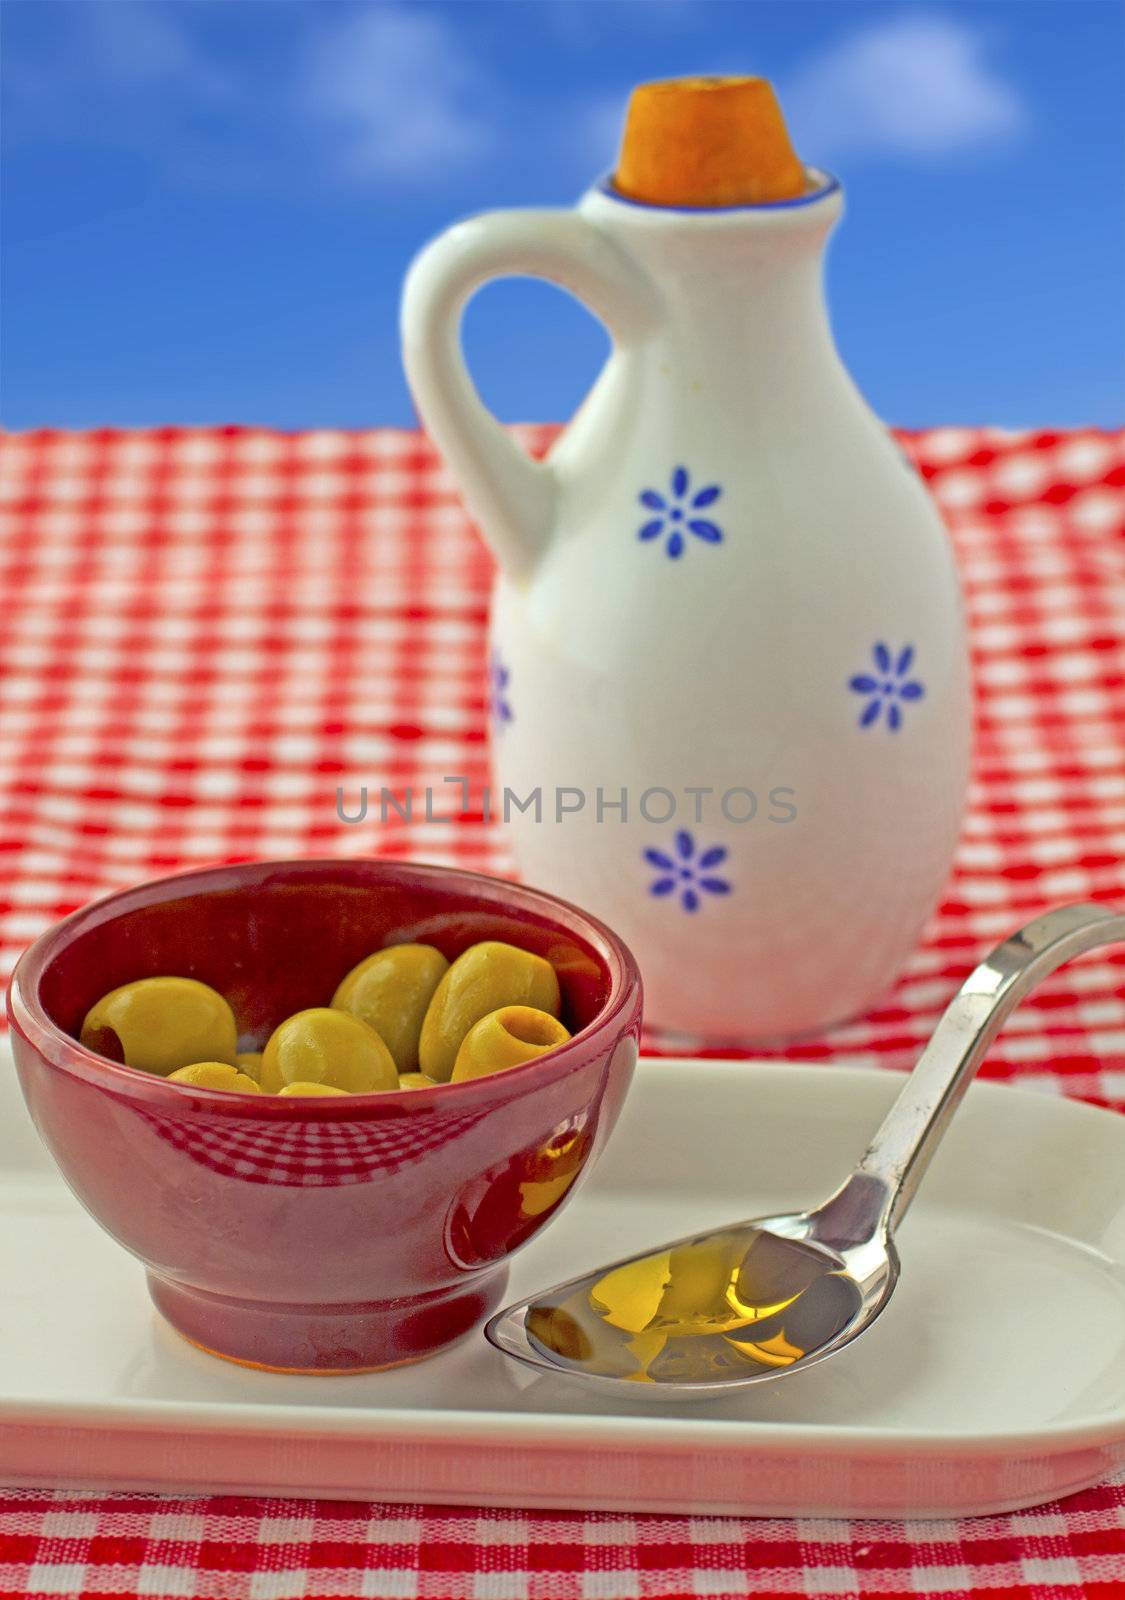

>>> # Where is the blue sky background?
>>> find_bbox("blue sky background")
[2,0,1123,431]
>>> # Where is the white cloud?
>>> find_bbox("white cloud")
[82,0,231,97]
[3,0,236,149]
[6,0,493,192]
[302,5,492,181]
[783,12,1026,162]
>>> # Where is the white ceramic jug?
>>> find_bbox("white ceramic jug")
[402,170,971,1041]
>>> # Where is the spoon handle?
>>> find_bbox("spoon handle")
[855,902,1125,1238]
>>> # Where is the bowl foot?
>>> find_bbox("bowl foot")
[147,1269,508,1373]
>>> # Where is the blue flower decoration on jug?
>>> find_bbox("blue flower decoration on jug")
[848,643,925,731]
[638,467,723,559]
[645,830,732,913]
[490,649,513,727]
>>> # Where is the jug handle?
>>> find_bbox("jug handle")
[401,209,661,586]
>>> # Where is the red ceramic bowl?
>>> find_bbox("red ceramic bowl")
[7,859,641,1373]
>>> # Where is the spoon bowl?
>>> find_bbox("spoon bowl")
[487,904,1125,1398]
[488,1213,887,1396]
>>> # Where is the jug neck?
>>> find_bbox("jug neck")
[579,170,841,333]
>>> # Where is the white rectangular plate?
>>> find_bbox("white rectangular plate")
[2,1050,1123,1518]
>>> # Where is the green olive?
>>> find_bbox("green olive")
[419,942,561,1083]
[259,1008,398,1094]
[331,943,448,1074]
[236,1050,263,1083]
[451,1006,571,1083]
[80,977,238,1077]
[167,1062,262,1094]
[277,1081,350,1098]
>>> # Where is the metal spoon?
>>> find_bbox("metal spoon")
[486,902,1125,1397]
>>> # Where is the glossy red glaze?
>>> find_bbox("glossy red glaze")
[7,859,641,1371]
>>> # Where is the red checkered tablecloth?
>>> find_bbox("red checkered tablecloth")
[0,424,1122,1598]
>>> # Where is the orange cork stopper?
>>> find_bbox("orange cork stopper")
[613,77,807,208]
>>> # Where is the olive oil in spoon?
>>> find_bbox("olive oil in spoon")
[487,904,1125,1398]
